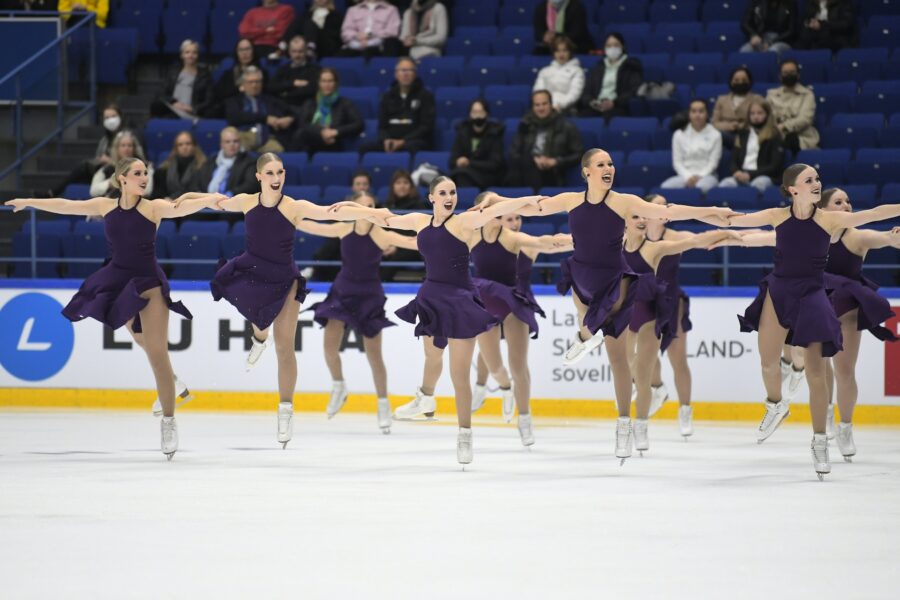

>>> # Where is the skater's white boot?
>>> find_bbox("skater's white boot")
[757,398,790,443]
[245,335,268,371]
[393,388,437,420]
[780,357,792,384]
[326,380,348,419]
[457,427,473,466]
[517,413,535,447]
[648,383,669,418]
[836,422,856,462]
[826,404,835,440]
[783,366,805,402]
[678,405,694,438]
[277,402,293,449]
[563,331,604,365]
[634,418,649,456]
[811,433,831,480]
[471,383,487,413]
[615,417,633,465]
[377,397,391,434]
[161,416,178,461]
[500,386,515,423]
[152,375,192,417]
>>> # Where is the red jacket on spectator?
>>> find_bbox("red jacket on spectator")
[239,2,296,48]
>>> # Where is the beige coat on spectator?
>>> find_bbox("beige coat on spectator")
[766,83,820,149]
[712,92,764,133]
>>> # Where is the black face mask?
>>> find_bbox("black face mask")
[750,121,765,130]
[730,82,751,95]
[471,117,487,128]
[781,73,799,87]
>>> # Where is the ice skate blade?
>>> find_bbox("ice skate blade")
[380,427,391,435]
[682,435,690,442]
[817,472,825,481]
[393,415,438,422]
[638,450,645,457]
[165,452,175,462]
[618,457,627,466]
[281,441,288,449]
[843,456,853,463]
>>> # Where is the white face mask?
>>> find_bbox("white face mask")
[103,116,121,132]
[605,46,623,61]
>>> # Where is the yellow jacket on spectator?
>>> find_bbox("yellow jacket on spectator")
[58,0,108,28]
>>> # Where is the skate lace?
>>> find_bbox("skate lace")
[812,439,829,463]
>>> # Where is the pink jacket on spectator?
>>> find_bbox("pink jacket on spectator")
[341,1,401,48]
[238,4,296,48]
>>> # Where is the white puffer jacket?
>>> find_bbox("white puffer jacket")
[533,58,585,112]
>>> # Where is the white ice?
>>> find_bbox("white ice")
[1,410,899,600]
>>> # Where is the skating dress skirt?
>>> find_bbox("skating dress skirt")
[654,246,692,352]
[515,253,547,321]
[623,240,673,341]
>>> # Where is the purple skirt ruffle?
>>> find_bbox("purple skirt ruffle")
[628,272,674,342]
[211,252,309,330]
[824,272,898,342]
[739,274,843,357]
[473,278,542,338]
[395,279,500,349]
[556,256,638,339]
[660,288,692,353]
[310,276,395,338]
[62,261,191,333]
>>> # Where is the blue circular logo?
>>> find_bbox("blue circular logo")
[0,293,75,381]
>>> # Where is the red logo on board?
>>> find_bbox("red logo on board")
[885,308,900,396]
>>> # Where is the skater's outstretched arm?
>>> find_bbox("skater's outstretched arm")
[152,194,224,220]
[216,193,256,213]
[317,200,396,225]
[822,203,900,230]
[5,196,114,217]
[510,232,573,252]
[457,195,542,229]
[488,191,575,217]
[372,227,419,250]
[856,227,900,250]
[709,230,776,248]
[652,229,742,257]
[295,219,350,238]
[619,194,738,226]
[727,207,785,228]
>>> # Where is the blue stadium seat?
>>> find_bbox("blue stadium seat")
[701,1,744,22]
[418,67,460,89]
[445,37,492,57]
[484,85,530,120]
[644,31,697,54]
[520,222,555,238]
[605,130,653,152]
[796,148,851,180]
[452,5,492,28]
[704,21,742,37]
[208,0,256,55]
[456,187,480,210]
[761,186,786,207]
[726,52,779,83]
[436,86,481,120]
[669,63,720,85]
[62,230,107,278]
[63,184,92,199]
[168,234,221,280]
[617,164,672,187]
[604,22,652,41]
[294,233,325,263]
[344,119,378,153]
[300,165,353,188]
[144,119,189,162]
[323,185,353,202]
[882,183,900,203]
[460,63,513,87]
[810,81,858,122]
[831,49,887,83]
[161,6,208,54]
[780,49,831,84]
[499,3,532,26]
[194,119,227,155]
[628,150,672,166]
[821,126,879,152]
[650,1,700,22]
[603,0,649,23]
[706,187,759,210]
[648,187,703,205]
[855,90,900,116]
[320,57,365,84]
[846,154,900,187]
[694,83,728,106]
[860,1,900,18]
[221,234,244,260]
[111,2,161,54]
[279,153,309,186]
[414,151,451,171]
[94,29,138,84]
[231,221,245,236]
[340,87,379,120]
[831,113,885,129]
[840,184,879,209]
[361,152,412,188]
[11,232,63,277]
[179,220,229,236]
[860,23,900,50]
[283,185,322,204]
[608,117,658,133]
[455,26,499,40]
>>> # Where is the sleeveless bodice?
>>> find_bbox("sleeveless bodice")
[826,234,863,280]
[773,206,830,280]
[245,193,295,265]
[338,228,383,282]
[569,189,629,269]
[105,200,157,274]
[623,239,654,275]
[471,229,517,286]
[417,216,472,288]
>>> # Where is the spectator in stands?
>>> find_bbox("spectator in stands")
[717,99,784,194]
[54,103,125,194]
[740,0,796,54]
[308,168,373,282]
[533,0,593,55]
[213,38,268,115]
[766,59,819,151]
[351,170,372,194]
[150,39,215,120]
[294,67,364,153]
[533,35,584,114]
[712,67,765,148]
[360,57,435,154]
[661,99,722,194]
[449,99,505,189]
[225,66,298,153]
[400,0,448,60]
[90,130,153,197]
[238,0,295,59]
[506,90,583,190]
[797,0,858,52]
[58,0,107,28]
[281,0,344,60]
[198,126,259,197]
[577,33,642,121]
[384,169,428,209]
[339,0,402,58]
[153,131,207,200]
[268,35,321,106]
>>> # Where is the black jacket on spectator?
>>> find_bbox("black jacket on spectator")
[268,61,322,105]
[212,66,269,117]
[532,0,594,55]
[225,93,298,148]
[295,95,364,152]
[578,57,643,115]
[506,111,583,189]
[741,0,796,44]
[376,78,436,146]
[152,64,215,118]
[282,8,344,59]
[730,128,785,181]
[153,156,205,199]
[197,151,258,196]
[449,119,506,189]
[798,0,857,51]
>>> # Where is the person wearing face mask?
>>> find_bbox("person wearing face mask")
[53,103,127,195]
[712,67,765,148]
[661,99,722,194]
[797,0,857,51]
[718,99,784,194]
[294,67,363,153]
[449,99,505,189]
[533,34,584,114]
[578,33,643,121]
[151,39,215,120]
[400,0,448,60]
[740,0,796,54]
[532,0,593,55]
[506,90,583,190]
[766,59,819,152]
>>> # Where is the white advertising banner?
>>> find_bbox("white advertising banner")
[1,283,898,405]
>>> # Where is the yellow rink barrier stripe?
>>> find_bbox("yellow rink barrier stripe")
[2,388,900,424]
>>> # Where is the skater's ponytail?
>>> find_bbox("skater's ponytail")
[780,163,812,199]
[256,152,280,172]
[110,157,142,191]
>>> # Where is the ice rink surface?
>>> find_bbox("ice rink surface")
[1,409,899,600]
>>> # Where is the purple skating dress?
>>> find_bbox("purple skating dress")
[62,198,191,332]
[310,224,395,338]
[653,231,692,352]
[623,240,673,340]
[471,228,542,337]
[516,252,546,320]
[395,215,499,348]
[210,193,309,329]
[556,189,638,338]
[824,231,898,342]
[739,205,843,357]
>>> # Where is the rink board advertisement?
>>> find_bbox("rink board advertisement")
[1,282,899,407]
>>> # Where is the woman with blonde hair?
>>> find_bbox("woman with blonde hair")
[717,98,785,193]
[90,130,154,198]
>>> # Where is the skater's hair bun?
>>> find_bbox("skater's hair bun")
[428,175,453,195]
[780,163,812,198]
[256,152,280,172]
[110,157,142,190]
[644,193,662,203]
